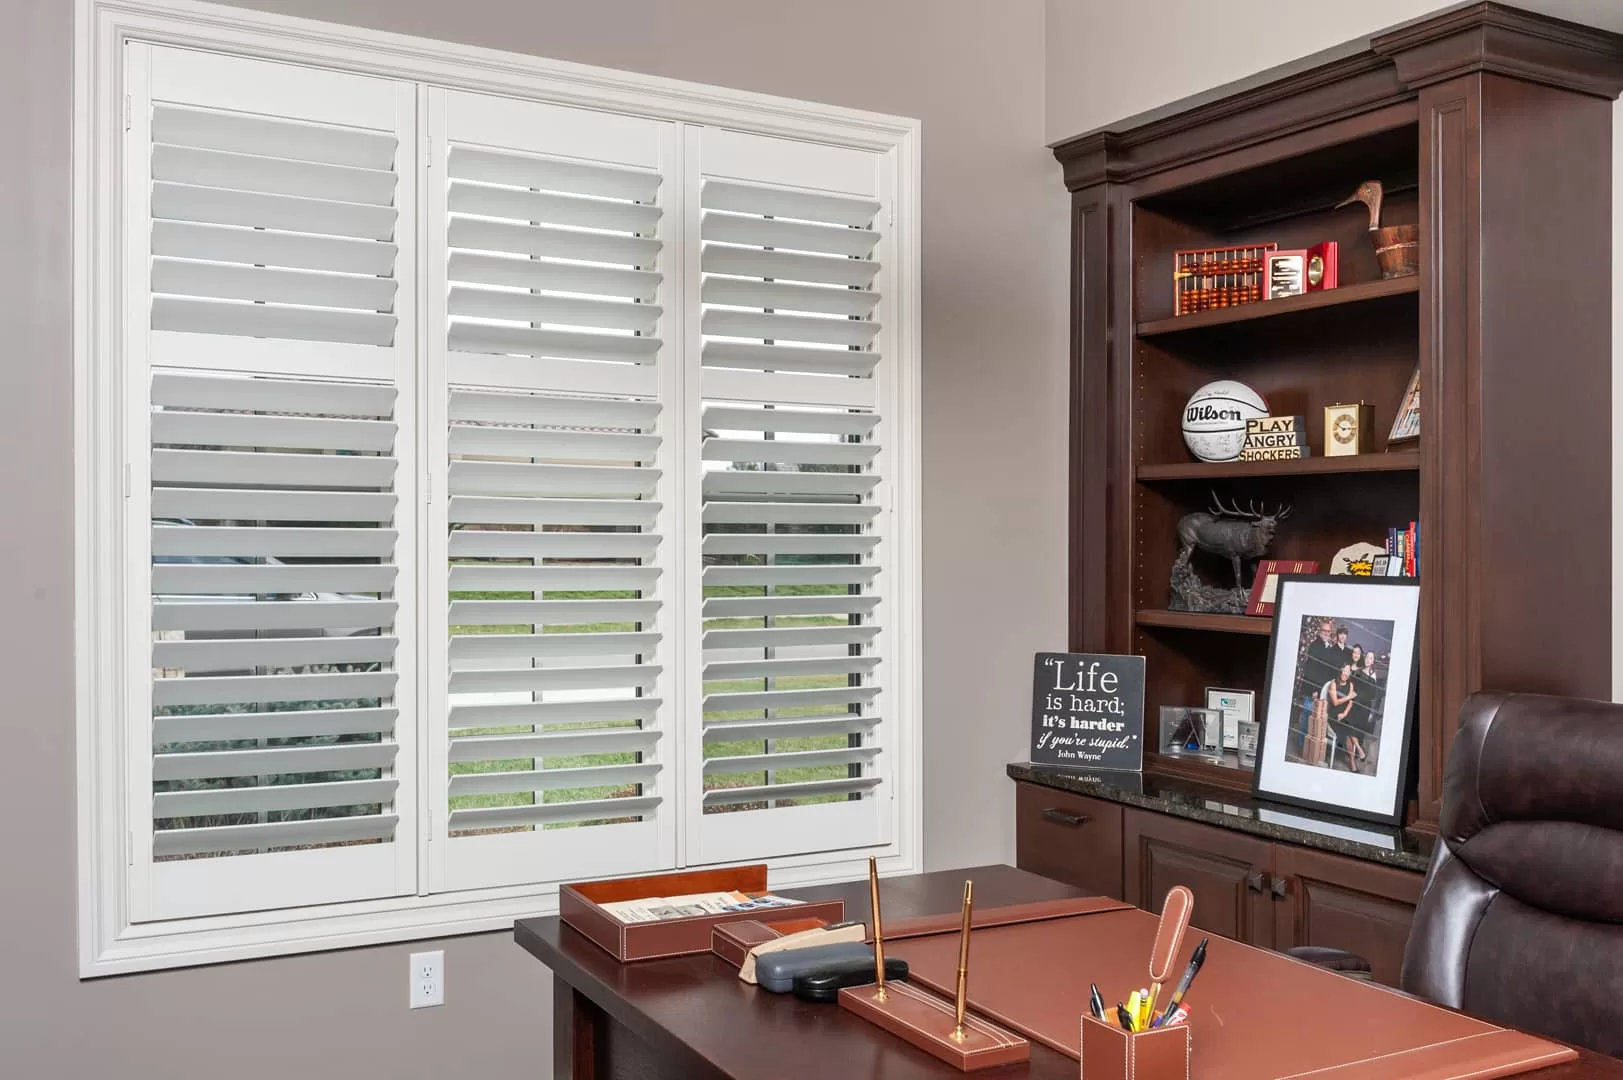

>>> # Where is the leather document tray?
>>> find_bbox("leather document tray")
[561,865,845,962]
[888,908,1577,1080]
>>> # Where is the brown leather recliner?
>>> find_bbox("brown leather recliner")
[1293,690,1623,1058]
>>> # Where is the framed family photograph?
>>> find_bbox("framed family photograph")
[1253,575,1421,824]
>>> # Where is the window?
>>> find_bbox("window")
[77,1,919,975]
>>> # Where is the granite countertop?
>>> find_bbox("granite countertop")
[1008,762,1436,874]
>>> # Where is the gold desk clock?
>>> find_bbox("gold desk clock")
[1324,401,1373,457]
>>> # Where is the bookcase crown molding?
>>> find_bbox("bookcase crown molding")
[1053,2,1623,191]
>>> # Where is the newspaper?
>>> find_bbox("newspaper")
[599,890,805,923]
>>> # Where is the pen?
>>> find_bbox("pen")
[1089,983,1106,1021]
[1116,1003,1136,1033]
[1154,937,1208,1028]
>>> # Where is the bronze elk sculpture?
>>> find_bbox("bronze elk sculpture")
[1175,493,1292,590]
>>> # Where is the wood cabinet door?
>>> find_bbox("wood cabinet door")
[1014,783,1124,899]
[1271,845,1423,987]
[1122,809,1275,947]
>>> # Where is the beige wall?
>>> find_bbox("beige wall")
[0,0,1065,1074]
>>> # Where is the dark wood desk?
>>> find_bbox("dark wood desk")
[515,865,1623,1080]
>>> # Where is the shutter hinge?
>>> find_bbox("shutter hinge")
[123,463,131,499]
[424,472,432,503]
[123,93,131,133]
[127,829,135,866]
[424,139,431,170]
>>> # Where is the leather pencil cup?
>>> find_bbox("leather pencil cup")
[1079,1014,1190,1080]
[1080,885,1194,1080]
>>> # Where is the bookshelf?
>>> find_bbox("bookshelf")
[1052,4,1623,829]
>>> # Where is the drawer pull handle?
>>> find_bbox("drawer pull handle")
[1042,808,1089,827]
[1246,870,1268,892]
[1271,876,1289,899]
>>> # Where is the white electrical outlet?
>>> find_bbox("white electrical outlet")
[409,950,444,1009]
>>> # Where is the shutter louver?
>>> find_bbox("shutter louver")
[693,132,896,863]
[147,369,408,908]
[443,390,665,837]
[429,92,675,889]
[132,47,417,920]
[149,107,400,351]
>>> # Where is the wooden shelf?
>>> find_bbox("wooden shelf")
[1135,609,1273,636]
[1145,753,1256,794]
[1137,450,1419,481]
[1136,276,1420,338]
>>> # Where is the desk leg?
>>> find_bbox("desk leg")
[554,976,604,1080]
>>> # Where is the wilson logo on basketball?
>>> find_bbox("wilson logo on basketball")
[1186,403,1244,423]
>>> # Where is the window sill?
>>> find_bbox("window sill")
[82,849,915,977]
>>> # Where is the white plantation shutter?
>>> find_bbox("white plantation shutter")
[126,45,418,920]
[689,129,897,864]
[425,90,677,891]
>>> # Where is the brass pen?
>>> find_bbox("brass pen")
[950,879,974,1042]
[868,856,887,1002]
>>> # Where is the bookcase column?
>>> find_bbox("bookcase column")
[1380,9,1623,826]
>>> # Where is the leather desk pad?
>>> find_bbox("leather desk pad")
[888,908,1576,1080]
[881,895,1132,942]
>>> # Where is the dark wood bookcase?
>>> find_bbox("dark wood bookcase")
[1054,3,1623,829]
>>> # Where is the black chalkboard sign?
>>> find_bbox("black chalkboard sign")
[1030,652,1146,773]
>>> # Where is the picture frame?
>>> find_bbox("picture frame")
[1253,575,1421,825]
[1267,250,1308,299]
[1205,687,1255,750]
[1245,559,1318,617]
[1388,366,1420,443]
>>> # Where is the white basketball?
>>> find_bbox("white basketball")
[1182,380,1268,462]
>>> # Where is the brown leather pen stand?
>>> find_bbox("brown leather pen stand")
[1079,1015,1190,1080]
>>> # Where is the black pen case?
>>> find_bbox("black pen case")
[755,942,887,993]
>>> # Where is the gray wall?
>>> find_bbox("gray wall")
[0,0,1065,1073]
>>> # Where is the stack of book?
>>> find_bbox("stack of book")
[1385,521,1418,576]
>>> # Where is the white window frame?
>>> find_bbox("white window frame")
[74,0,922,977]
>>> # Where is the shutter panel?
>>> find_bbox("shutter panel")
[690,129,896,864]
[129,46,417,920]
[426,90,677,891]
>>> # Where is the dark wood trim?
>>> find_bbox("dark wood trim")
[1070,187,1110,652]
[1373,2,1623,99]
[1054,55,1409,190]
[555,979,601,1080]
[1106,184,1136,657]
[1136,275,1419,337]
[1416,76,1479,827]
[1134,610,1273,636]
[1137,452,1419,482]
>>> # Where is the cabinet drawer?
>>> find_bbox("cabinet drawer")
[1014,783,1123,899]
[1123,807,1275,948]
[1273,845,1422,987]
